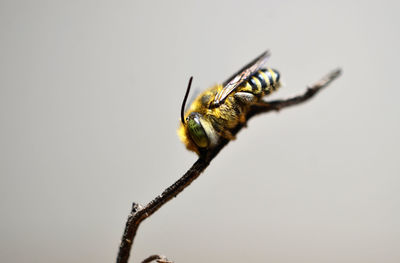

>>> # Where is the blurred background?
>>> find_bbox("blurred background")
[1,1,399,262]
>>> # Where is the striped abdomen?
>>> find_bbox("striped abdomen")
[240,68,281,96]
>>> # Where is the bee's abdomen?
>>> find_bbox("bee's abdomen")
[241,67,280,96]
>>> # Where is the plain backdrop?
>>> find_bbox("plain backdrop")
[1,1,399,262]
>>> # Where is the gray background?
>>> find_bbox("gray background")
[1,1,399,262]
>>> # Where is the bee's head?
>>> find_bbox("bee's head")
[186,112,209,148]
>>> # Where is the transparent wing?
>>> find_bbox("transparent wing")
[213,50,270,106]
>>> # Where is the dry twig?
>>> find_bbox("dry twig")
[116,68,342,263]
[141,254,172,263]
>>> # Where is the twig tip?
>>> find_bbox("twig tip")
[330,68,342,79]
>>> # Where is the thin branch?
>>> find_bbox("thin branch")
[116,68,342,263]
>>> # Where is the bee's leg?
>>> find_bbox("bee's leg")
[234,92,257,105]
[220,130,236,141]
[253,100,270,107]
[234,92,256,126]
[238,113,247,125]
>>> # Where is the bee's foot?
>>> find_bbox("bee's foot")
[221,130,236,141]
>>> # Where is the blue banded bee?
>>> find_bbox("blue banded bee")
[178,50,281,155]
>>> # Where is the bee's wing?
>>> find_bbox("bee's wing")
[214,50,271,106]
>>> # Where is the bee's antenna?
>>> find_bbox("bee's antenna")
[181,76,193,125]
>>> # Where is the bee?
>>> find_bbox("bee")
[178,50,281,155]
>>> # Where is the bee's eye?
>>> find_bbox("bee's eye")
[187,117,209,148]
